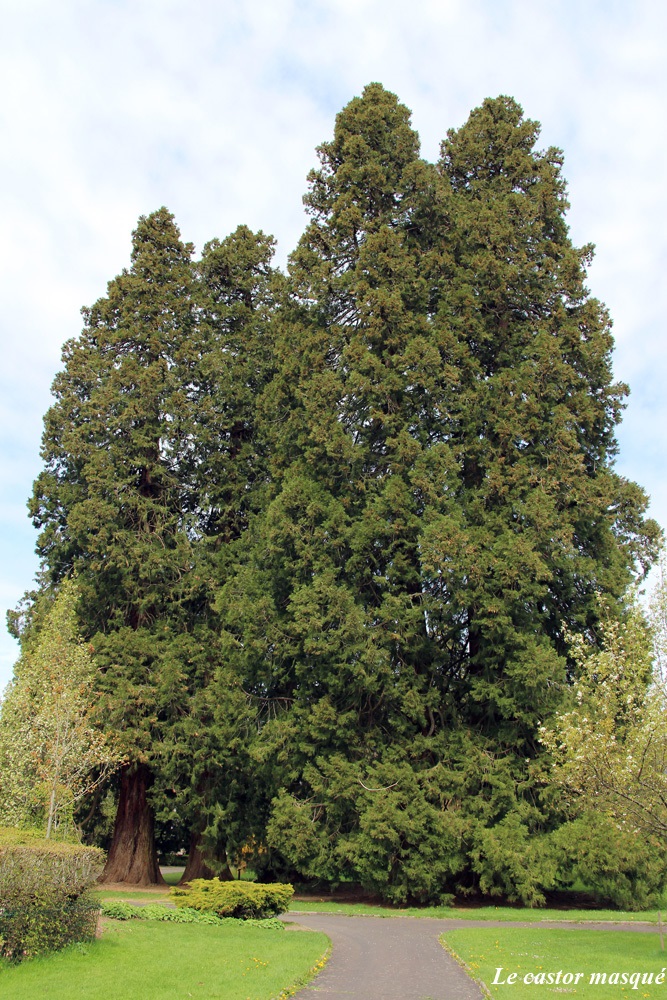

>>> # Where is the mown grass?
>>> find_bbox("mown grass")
[94,889,172,902]
[442,926,667,998]
[161,870,183,886]
[289,899,660,923]
[0,920,329,1000]
[94,884,662,923]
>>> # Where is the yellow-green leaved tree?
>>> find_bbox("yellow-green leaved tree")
[0,580,121,838]
[541,584,667,839]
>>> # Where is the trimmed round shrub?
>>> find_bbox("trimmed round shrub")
[170,878,293,919]
[0,828,105,907]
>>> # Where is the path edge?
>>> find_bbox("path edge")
[440,933,492,1000]
[275,935,332,999]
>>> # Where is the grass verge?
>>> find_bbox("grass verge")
[0,919,329,1000]
[161,870,183,886]
[441,926,667,998]
[94,888,662,923]
[288,900,660,923]
[94,889,172,901]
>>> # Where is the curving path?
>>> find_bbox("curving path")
[287,913,658,1000]
[287,914,483,1000]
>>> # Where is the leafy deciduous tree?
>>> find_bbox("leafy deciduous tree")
[543,585,667,840]
[0,580,120,838]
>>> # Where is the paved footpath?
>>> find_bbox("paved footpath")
[287,913,658,1000]
[287,914,483,1000]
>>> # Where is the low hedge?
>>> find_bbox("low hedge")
[0,828,105,907]
[170,879,294,919]
[0,828,105,960]
[0,897,100,961]
[101,900,284,929]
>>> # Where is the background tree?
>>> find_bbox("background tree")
[148,224,279,882]
[218,83,456,896]
[28,209,279,882]
[543,581,667,840]
[219,85,661,902]
[0,580,120,837]
[424,94,661,743]
[30,208,202,881]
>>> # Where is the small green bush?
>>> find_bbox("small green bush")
[170,878,294,919]
[0,897,100,961]
[0,827,104,960]
[100,899,284,929]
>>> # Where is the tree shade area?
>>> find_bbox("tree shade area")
[2,84,663,904]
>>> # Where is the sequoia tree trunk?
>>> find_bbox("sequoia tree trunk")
[179,829,232,884]
[179,830,215,883]
[99,763,165,885]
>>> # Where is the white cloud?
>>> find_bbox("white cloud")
[1,0,666,686]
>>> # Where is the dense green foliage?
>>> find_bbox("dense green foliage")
[14,83,662,902]
[100,899,284,928]
[468,810,667,910]
[0,829,104,960]
[170,878,293,919]
[215,85,661,902]
[551,813,667,910]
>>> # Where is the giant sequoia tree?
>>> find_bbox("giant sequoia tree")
[425,96,657,738]
[22,85,661,899]
[30,209,201,882]
[29,210,277,882]
[218,85,660,902]
[148,224,279,882]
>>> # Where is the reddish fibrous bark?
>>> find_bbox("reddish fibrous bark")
[99,763,165,885]
[179,830,216,883]
[179,829,232,884]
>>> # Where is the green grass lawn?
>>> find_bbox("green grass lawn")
[288,900,660,923]
[0,920,329,1000]
[161,870,183,886]
[93,886,662,924]
[95,889,172,902]
[442,926,667,998]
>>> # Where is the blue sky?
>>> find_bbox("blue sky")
[1,0,666,687]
